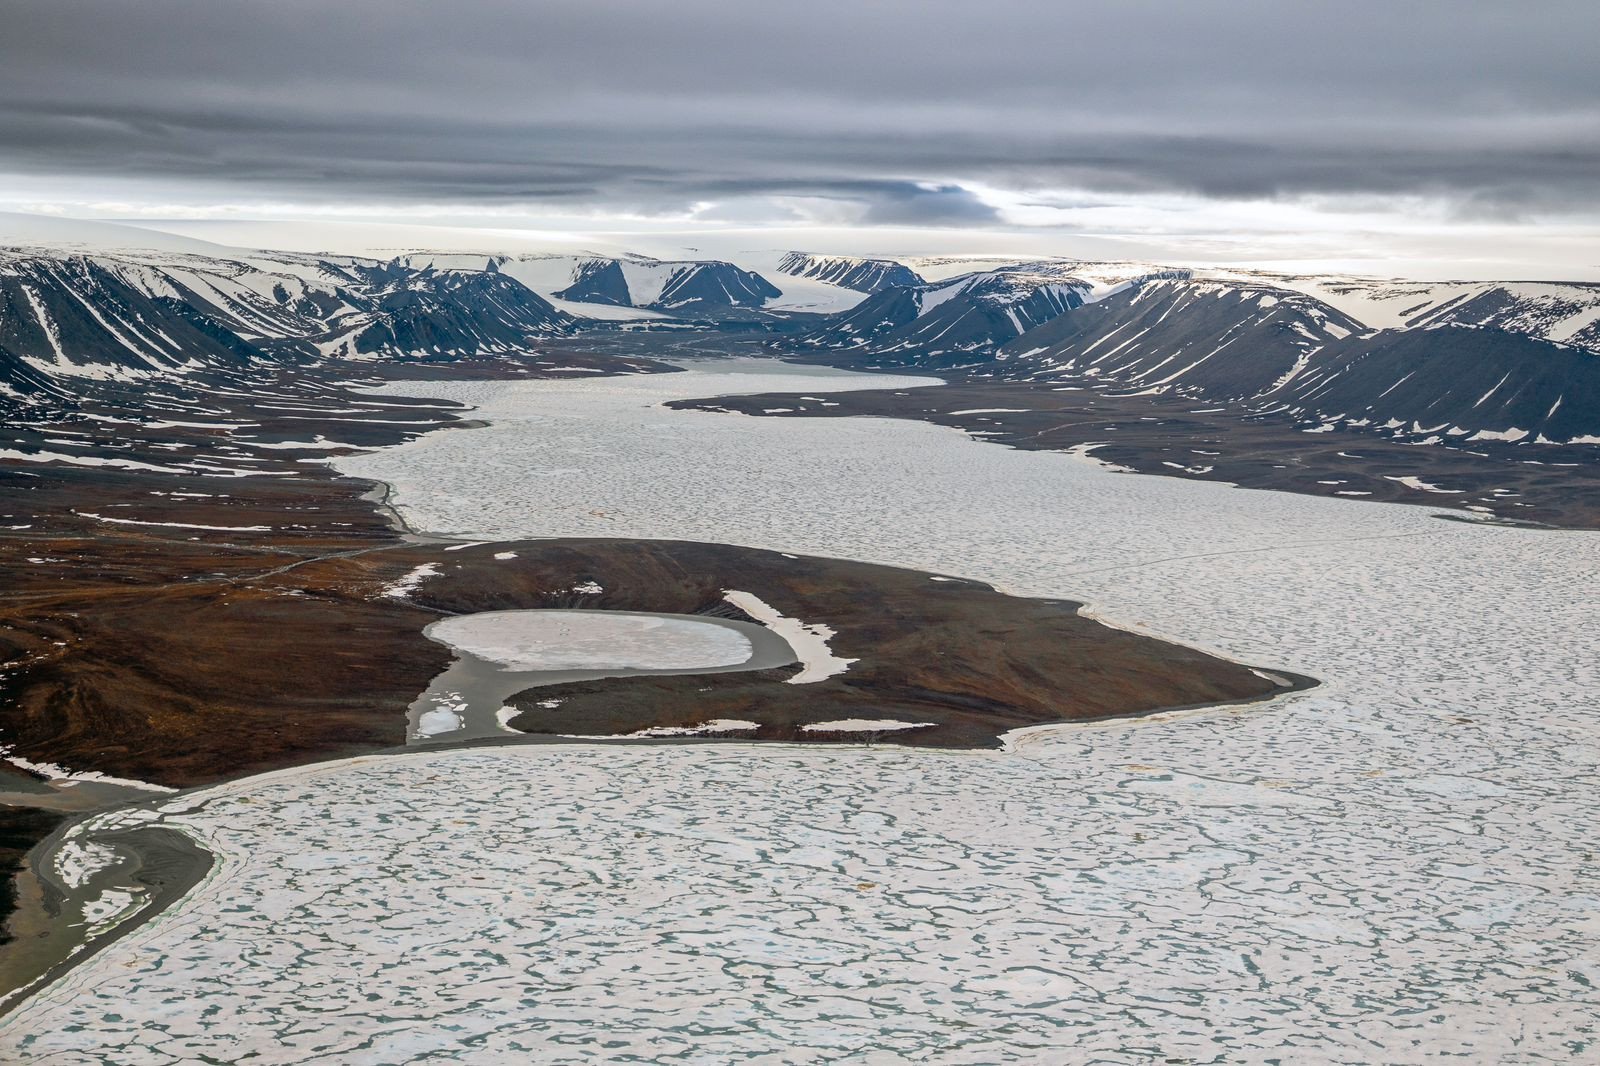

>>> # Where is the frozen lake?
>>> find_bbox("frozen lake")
[411,609,793,742]
[5,359,1598,1062]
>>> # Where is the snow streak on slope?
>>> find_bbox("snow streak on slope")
[992,277,1362,397]
[1266,275,1600,349]
[0,246,581,396]
[794,256,1600,445]
[801,262,1183,367]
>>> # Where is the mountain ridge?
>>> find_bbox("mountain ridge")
[3,222,1598,450]
[776,252,922,294]
[788,263,1600,445]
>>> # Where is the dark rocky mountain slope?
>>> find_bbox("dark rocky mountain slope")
[790,263,1600,446]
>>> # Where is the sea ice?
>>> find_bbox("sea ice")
[8,359,1598,1062]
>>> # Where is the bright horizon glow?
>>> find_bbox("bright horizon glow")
[5,194,1595,283]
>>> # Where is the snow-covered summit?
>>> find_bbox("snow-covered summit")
[775,252,921,294]
[394,251,780,316]
[1243,274,1600,349]
[0,242,576,395]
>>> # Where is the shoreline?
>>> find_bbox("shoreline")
[672,371,1600,530]
[0,351,1328,1016]
[2,641,1319,1019]
[1,825,212,1015]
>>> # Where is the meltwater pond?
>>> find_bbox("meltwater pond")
[411,609,795,742]
[5,358,1598,1062]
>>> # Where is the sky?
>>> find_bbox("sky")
[1,1,1596,278]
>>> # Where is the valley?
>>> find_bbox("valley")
[677,369,1600,528]
[2,351,1594,1061]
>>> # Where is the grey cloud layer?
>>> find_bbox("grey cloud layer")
[1,0,1595,220]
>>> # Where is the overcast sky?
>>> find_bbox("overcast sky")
[1,1,1596,277]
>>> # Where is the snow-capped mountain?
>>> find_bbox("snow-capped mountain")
[1253,275,1600,350]
[559,256,780,313]
[793,259,1600,445]
[775,252,922,294]
[1261,326,1600,446]
[976,274,1600,444]
[993,276,1363,398]
[4,210,1597,450]
[0,216,821,403]
[0,250,301,393]
[797,262,1180,366]
[333,266,576,360]
[396,252,781,316]
[0,231,595,401]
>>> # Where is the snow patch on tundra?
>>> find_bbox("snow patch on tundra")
[75,511,271,533]
[722,590,856,684]
[382,563,441,599]
[1383,475,1463,495]
[0,746,177,794]
[800,719,935,734]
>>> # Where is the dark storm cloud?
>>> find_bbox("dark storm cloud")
[0,0,1595,219]
[859,185,1001,226]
